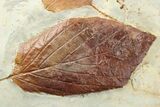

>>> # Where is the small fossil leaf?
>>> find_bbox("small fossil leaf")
[42,0,92,12]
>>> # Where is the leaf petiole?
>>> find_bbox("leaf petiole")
[90,4,117,21]
[0,74,13,81]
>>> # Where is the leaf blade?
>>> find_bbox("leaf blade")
[12,17,156,96]
[42,0,92,12]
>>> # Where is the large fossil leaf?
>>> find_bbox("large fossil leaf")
[42,0,92,12]
[11,17,156,96]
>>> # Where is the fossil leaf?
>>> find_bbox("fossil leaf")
[11,17,156,96]
[42,0,92,12]
[41,0,116,20]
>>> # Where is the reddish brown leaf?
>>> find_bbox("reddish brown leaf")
[42,0,92,12]
[11,17,156,96]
